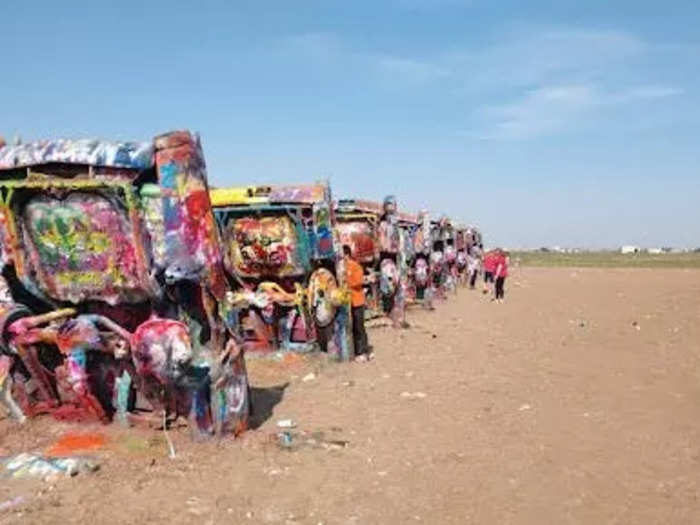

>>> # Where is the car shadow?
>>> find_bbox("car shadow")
[249,383,290,430]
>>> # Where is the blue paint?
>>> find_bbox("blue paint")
[70,349,87,369]
[159,163,178,189]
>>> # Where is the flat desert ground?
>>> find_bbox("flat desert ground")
[2,267,700,524]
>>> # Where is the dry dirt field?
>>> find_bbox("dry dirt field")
[2,267,700,524]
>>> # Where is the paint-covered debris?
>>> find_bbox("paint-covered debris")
[271,429,349,452]
[1,453,99,480]
[0,496,27,512]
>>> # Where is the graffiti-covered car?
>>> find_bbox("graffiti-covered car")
[335,199,382,313]
[455,224,469,285]
[429,216,456,298]
[210,184,352,359]
[411,210,434,307]
[375,196,412,327]
[0,131,249,437]
[396,210,419,304]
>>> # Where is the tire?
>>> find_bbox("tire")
[307,268,338,329]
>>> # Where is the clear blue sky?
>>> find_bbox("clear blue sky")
[2,0,699,248]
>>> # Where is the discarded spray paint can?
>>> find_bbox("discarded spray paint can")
[279,431,293,448]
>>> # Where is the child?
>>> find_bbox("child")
[493,249,509,302]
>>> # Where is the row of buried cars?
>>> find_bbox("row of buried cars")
[0,130,481,438]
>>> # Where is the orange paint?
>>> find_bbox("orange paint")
[46,433,106,457]
[282,352,303,366]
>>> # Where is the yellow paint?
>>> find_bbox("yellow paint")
[210,187,270,207]
[56,271,104,288]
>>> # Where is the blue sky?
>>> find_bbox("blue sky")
[2,0,699,248]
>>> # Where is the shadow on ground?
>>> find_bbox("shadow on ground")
[249,383,289,430]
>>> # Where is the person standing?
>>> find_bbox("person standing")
[344,245,372,362]
[493,248,509,302]
[467,248,480,289]
[482,250,495,294]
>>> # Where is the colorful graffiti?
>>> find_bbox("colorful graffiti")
[228,215,306,278]
[21,193,146,305]
[337,221,377,264]
[0,138,153,170]
[211,183,352,359]
[268,184,327,204]
[0,130,249,439]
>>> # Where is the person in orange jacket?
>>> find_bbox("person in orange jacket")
[344,245,372,362]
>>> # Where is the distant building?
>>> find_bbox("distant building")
[620,245,640,254]
[647,248,663,254]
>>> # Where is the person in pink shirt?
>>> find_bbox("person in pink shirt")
[482,250,496,294]
[493,248,509,302]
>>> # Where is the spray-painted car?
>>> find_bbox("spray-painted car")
[467,226,483,250]
[210,184,352,359]
[336,197,413,326]
[335,199,382,313]
[396,210,419,303]
[0,131,249,437]
[411,210,434,307]
[455,224,469,285]
[429,216,456,298]
[441,218,459,292]
[375,196,410,327]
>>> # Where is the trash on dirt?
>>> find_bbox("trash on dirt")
[278,431,294,449]
[0,496,26,512]
[186,496,210,517]
[341,380,355,387]
[277,419,296,429]
[518,404,532,411]
[162,411,176,460]
[274,429,349,452]
[1,453,99,480]
[302,373,316,382]
[46,432,105,457]
[324,439,349,449]
[400,392,427,400]
[632,321,641,331]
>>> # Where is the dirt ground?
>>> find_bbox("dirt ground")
[2,267,700,524]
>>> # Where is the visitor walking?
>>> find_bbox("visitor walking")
[493,248,509,302]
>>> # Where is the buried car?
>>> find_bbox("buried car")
[210,183,352,360]
[335,198,383,313]
[336,196,412,327]
[0,131,249,437]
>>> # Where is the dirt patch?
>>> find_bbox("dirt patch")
[1,267,700,524]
